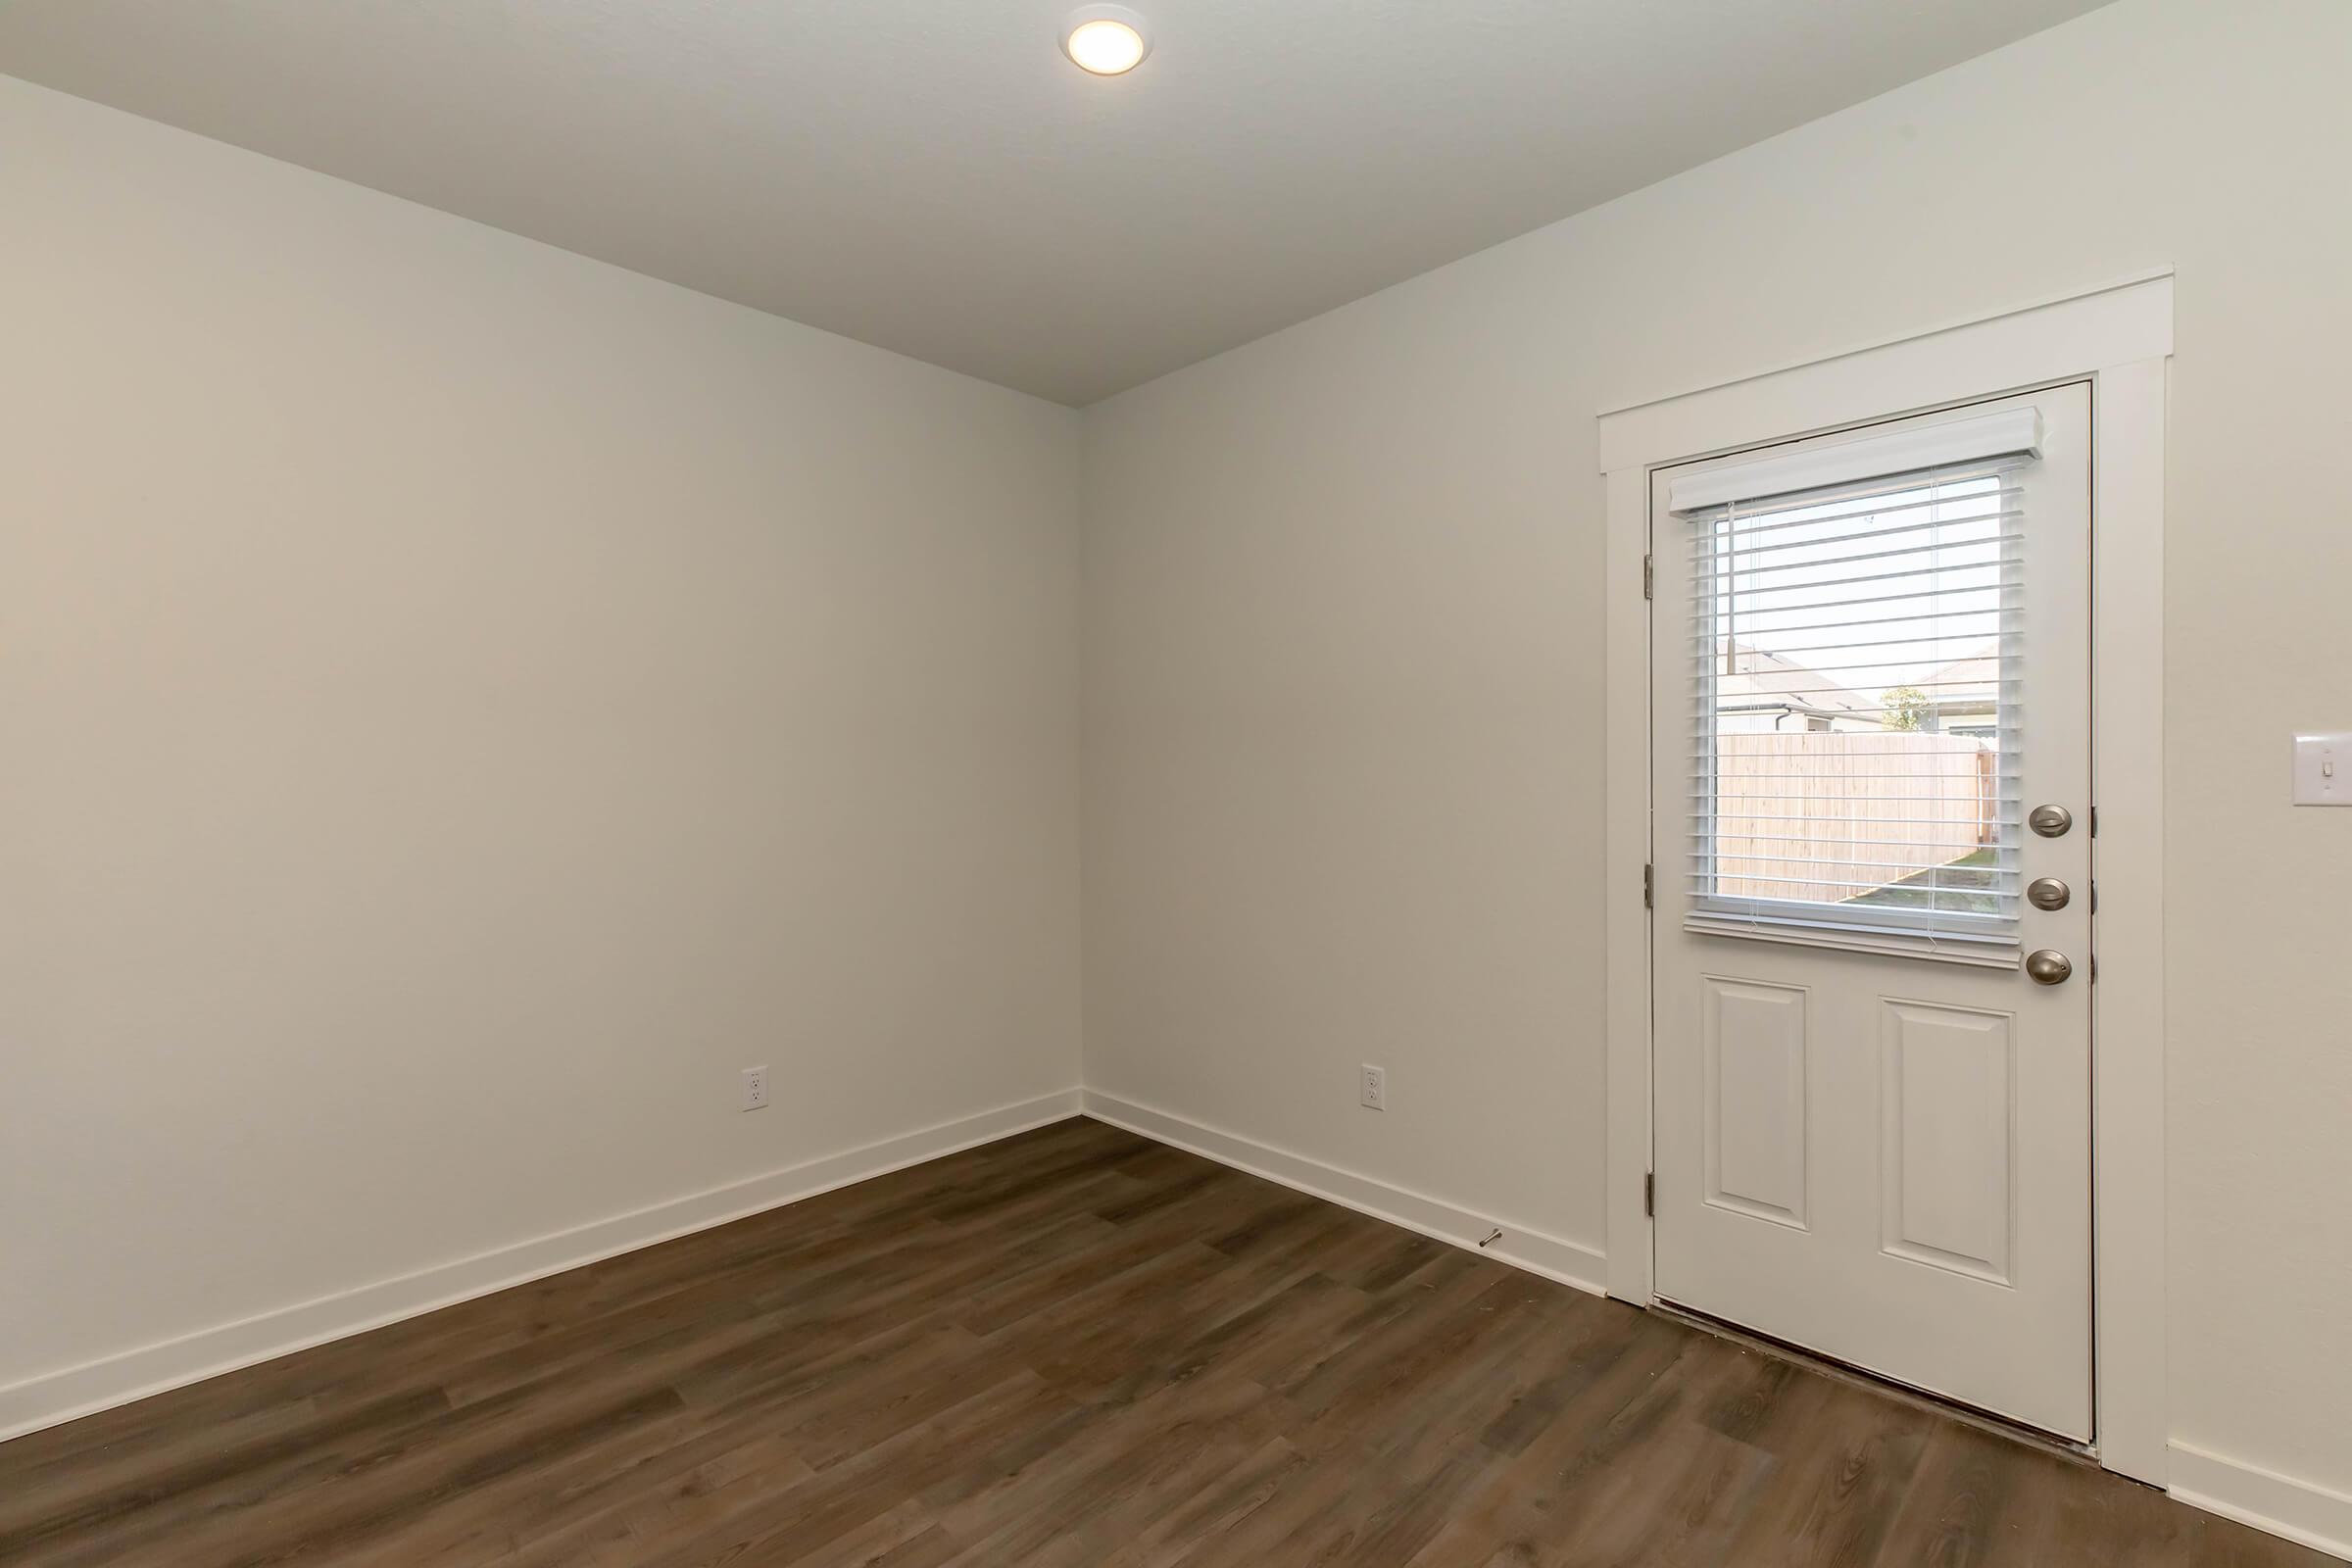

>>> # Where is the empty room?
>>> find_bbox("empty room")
[3,1,2348,1563]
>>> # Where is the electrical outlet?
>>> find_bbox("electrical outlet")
[741,1065,770,1112]
[1359,1064,1387,1111]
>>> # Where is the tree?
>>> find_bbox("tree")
[1882,685,1930,732]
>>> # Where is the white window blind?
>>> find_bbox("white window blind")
[1676,427,2035,962]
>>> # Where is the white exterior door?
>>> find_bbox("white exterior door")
[1648,384,2094,1440]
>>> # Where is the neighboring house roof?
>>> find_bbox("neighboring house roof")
[1915,640,2003,711]
[1717,643,1876,717]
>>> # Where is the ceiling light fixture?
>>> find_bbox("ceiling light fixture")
[1060,5,1151,75]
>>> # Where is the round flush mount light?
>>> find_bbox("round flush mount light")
[1061,4,1151,75]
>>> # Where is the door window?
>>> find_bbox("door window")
[1672,414,2034,953]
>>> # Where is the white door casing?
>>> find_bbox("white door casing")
[1596,271,2172,1482]
[1649,385,2093,1440]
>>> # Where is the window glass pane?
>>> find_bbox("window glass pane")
[1695,467,2020,930]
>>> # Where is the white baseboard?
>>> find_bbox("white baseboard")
[2171,1441,2352,1562]
[0,1088,1084,1445]
[1080,1089,1606,1297]
[17,1084,2345,1568]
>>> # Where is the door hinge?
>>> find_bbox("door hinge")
[1642,554,1654,600]
[1644,1172,1655,1217]
[1642,862,1654,908]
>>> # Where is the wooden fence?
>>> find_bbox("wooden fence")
[1713,732,1994,905]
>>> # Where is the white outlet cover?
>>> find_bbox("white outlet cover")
[741,1065,770,1110]
[2294,733,2351,806]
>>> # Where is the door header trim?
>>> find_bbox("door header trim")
[1595,268,2174,435]
[1595,272,2172,473]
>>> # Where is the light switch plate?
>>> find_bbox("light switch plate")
[2293,733,2352,806]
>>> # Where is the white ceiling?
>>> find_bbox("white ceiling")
[0,1,2107,405]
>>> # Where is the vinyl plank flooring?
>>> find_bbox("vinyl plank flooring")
[0,1117,2328,1568]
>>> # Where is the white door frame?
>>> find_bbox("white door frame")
[1596,272,2173,1483]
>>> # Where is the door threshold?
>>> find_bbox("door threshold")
[1648,1297,2103,1469]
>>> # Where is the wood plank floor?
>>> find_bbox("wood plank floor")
[0,1117,2325,1567]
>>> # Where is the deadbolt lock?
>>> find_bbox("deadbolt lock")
[2029,804,2074,839]
[2026,877,2072,911]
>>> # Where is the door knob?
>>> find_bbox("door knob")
[2025,950,2074,986]
[2026,877,2071,911]
[2029,805,2073,838]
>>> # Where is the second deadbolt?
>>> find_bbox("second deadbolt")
[2027,877,2071,911]
[2029,804,2074,838]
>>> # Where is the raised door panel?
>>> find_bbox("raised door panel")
[1702,977,1809,1229]
[1879,998,2015,1284]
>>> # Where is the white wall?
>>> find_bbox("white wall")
[0,77,1082,1417]
[1083,0,2352,1518]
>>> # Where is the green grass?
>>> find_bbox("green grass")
[1844,845,2000,913]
